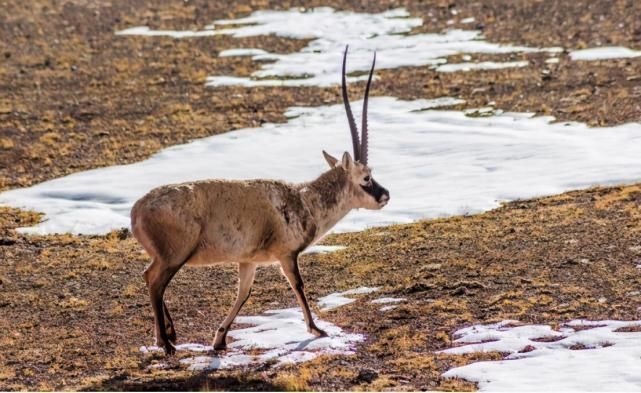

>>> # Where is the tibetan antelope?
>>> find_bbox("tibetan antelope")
[131,46,389,354]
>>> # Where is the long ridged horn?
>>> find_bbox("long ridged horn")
[360,52,376,166]
[342,45,360,162]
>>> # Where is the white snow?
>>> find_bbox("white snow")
[116,8,641,86]
[545,57,560,64]
[318,287,380,311]
[440,319,641,391]
[3,96,641,235]
[141,306,364,371]
[435,60,529,72]
[570,46,641,61]
[370,297,406,304]
[115,26,217,38]
[371,297,406,311]
[117,8,562,86]
[218,48,269,57]
[302,245,346,255]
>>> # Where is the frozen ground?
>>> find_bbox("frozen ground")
[441,320,641,391]
[140,288,377,371]
[116,7,641,87]
[3,96,641,235]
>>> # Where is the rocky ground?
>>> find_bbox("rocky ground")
[1,0,641,391]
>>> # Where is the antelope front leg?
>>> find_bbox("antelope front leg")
[279,254,327,338]
[214,263,257,350]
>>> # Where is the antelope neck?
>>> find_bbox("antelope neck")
[300,167,354,238]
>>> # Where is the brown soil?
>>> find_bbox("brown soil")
[2,0,641,391]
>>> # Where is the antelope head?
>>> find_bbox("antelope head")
[323,46,390,210]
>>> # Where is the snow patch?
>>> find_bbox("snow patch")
[570,46,641,61]
[318,287,380,311]
[117,9,641,86]
[370,297,406,304]
[441,320,641,391]
[4,96,641,235]
[436,60,529,72]
[302,245,346,254]
[371,297,406,311]
[219,48,270,57]
[116,26,217,38]
[117,8,561,86]
[141,307,364,371]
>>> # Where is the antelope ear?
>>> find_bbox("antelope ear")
[341,151,353,170]
[322,150,339,168]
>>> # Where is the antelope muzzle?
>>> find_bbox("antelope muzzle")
[363,179,390,208]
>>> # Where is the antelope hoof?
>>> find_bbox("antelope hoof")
[309,326,328,338]
[167,326,177,343]
[213,328,227,350]
[163,341,176,356]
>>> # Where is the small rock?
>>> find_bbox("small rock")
[355,369,378,383]
[519,345,536,353]
[0,237,16,246]
[403,282,435,294]
[450,286,467,296]
[116,227,130,240]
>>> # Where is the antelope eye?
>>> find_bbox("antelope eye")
[363,176,371,182]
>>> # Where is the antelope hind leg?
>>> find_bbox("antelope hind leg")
[163,301,176,343]
[144,259,183,355]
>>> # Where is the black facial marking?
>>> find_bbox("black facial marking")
[361,178,389,202]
